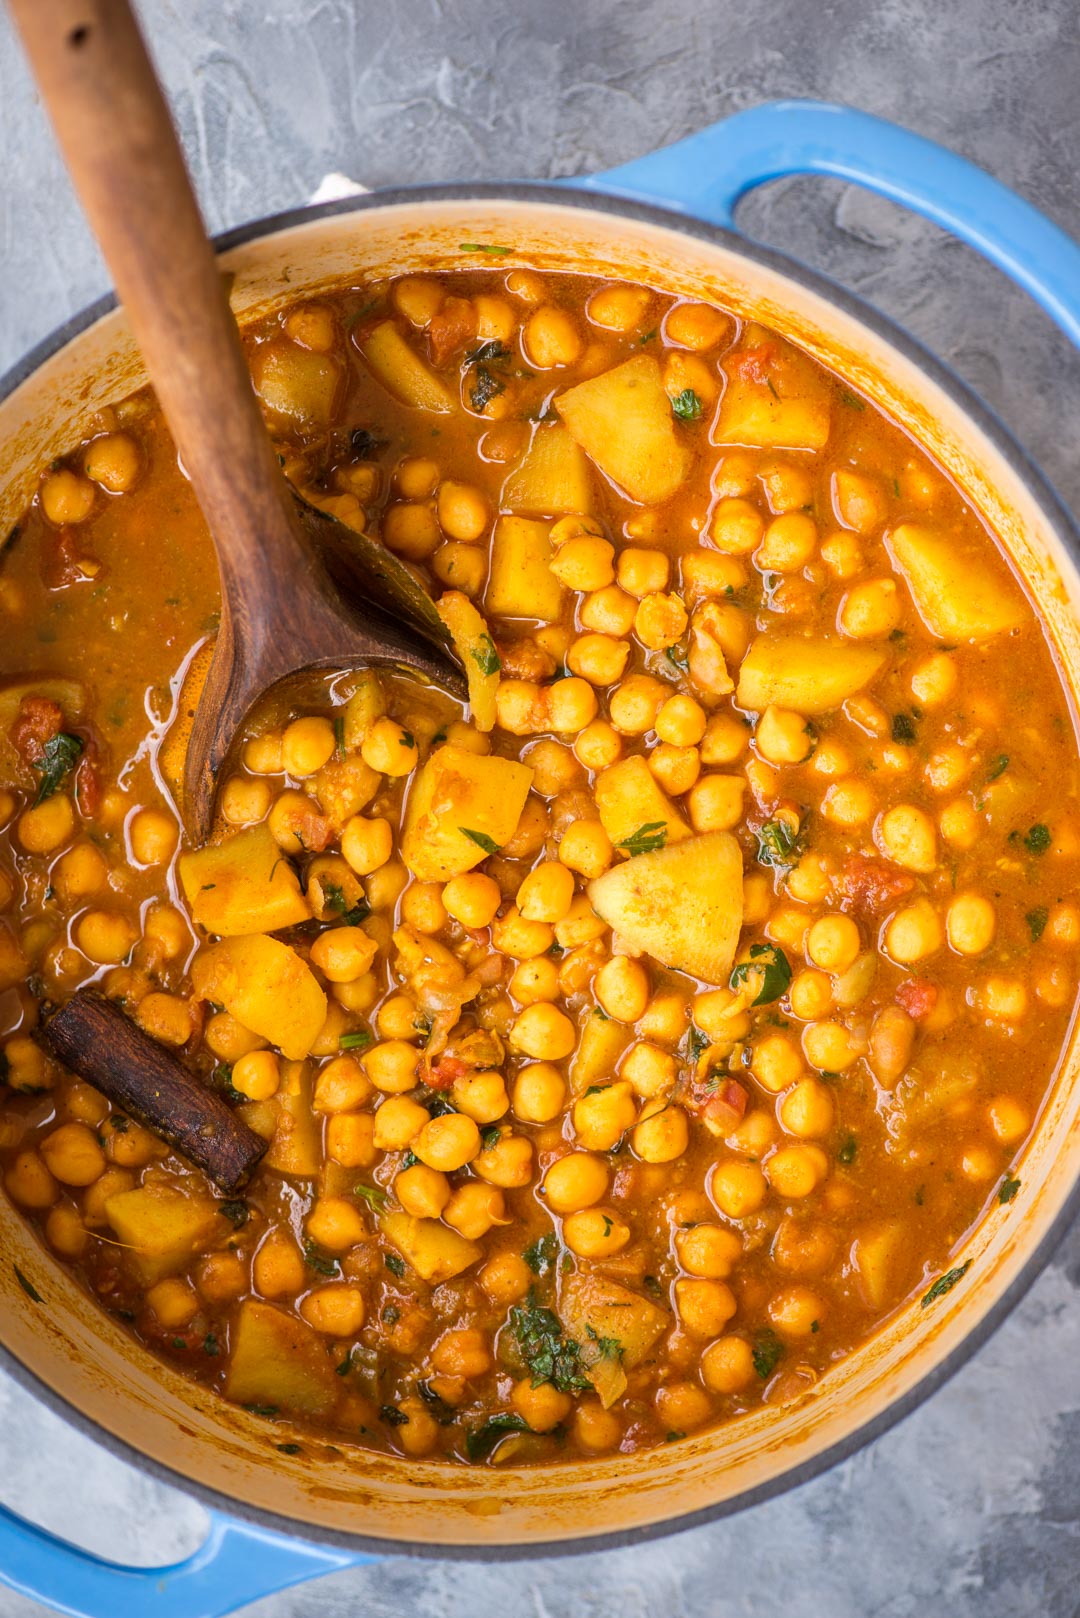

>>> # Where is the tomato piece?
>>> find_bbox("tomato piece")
[840,855,917,912]
[895,977,939,1021]
[9,695,62,766]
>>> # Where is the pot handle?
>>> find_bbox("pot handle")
[0,1502,372,1618]
[578,98,1080,347]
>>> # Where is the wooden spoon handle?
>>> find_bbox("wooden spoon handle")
[8,0,306,596]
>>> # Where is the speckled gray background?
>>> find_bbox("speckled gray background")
[0,0,1079,1613]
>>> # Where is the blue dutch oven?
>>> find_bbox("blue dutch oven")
[1,99,1080,1618]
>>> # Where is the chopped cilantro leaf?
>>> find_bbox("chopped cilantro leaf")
[459,827,499,854]
[729,943,792,1006]
[339,1030,373,1052]
[616,821,667,857]
[986,754,1009,780]
[354,1183,387,1211]
[920,1260,972,1307]
[755,814,804,869]
[523,1233,557,1276]
[671,388,702,421]
[471,635,501,677]
[1026,907,1048,941]
[33,732,83,805]
[999,1174,1021,1205]
[302,1240,340,1277]
[752,1330,785,1379]
[14,1265,43,1303]
[510,1292,590,1392]
[384,1252,406,1278]
[837,1136,857,1166]
[891,712,917,744]
[459,242,512,256]
[1024,824,1051,854]
[465,1412,529,1461]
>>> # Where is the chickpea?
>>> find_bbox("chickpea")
[437,480,488,542]
[220,775,272,825]
[779,1078,835,1139]
[803,1019,863,1072]
[543,1151,608,1213]
[84,432,141,493]
[41,468,95,525]
[653,696,704,751]
[76,910,137,966]
[509,1002,576,1060]
[765,1144,827,1199]
[510,957,560,1004]
[281,716,336,778]
[523,306,583,368]
[300,1284,366,1336]
[987,1094,1028,1144]
[326,1112,376,1168]
[511,1377,573,1432]
[306,1196,367,1253]
[616,547,669,599]
[633,1098,689,1162]
[443,1182,507,1241]
[768,1285,824,1337]
[688,774,744,833]
[752,705,813,766]
[18,794,75,855]
[1047,901,1080,946]
[573,720,622,773]
[566,632,630,686]
[511,1062,566,1124]
[558,820,613,879]
[592,955,648,1025]
[580,584,637,637]
[492,906,553,959]
[395,457,440,499]
[310,926,378,983]
[472,1129,534,1188]
[946,893,996,956]
[910,652,958,707]
[400,881,448,934]
[710,497,763,555]
[710,1160,767,1219]
[40,1123,105,1188]
[639,990,689,1047]
[675,1277,737,1336]
[635,593,688,651]
[480,1250,533,1305]
[788,969,834,1021]
[606,674,665,735]
[572,1081,636,1150]
[433,540,486,595]
[876,804,937,873]
[409,1112,479,1174]
[666,302,729,350]
[564,1205,631,1259]
[805,914,861,974]
[884,899,943,964]
[364,1040,420,1093]
[620,1041,676,1099]
[243,732,283,774]
[650,742,701,797]
[231,1049,281,1101]
[253,1232,306,1297]
[452,1070,510,1125]
[143,1277,198,1330]
[135,991,193,1047]
[574,1399,622,1451]
[758,511,817,571]
[516,860,574,925]
[701,1334,755,1394]
[313,1053,373,1113]
[977,975,1029,1021]
[550,535,616,593]
[3,1036,49,1094]
[700,713,750,766]
[820,778,875,828]
[5,1150,58,1210]
[341,814,394,876]
[547,677,599,735]
[370,1096,426,1153]
[361,717,418,777]
[675,1222,741,1278]
[205,1012,265,1063]
[396,1162,451,1218]
[751,1035,804,1094]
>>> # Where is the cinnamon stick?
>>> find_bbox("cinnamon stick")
[40,990,267,1193]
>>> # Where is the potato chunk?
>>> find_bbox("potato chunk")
[105,1185,225,1283]
[437,591,499,733]
[191,934,327,1061]
[887,523,1026,641]
[569,1007,632,1096]
[252,341,341,430]
[715,327,831,450]
[852,1222,906,1309]
[501,424,594,514]
[737,635,885,715]
[358,321,453,412]
[256,1060,322,1176]
[380,1211,482,1282]
[179,823,311,937]
[559,1273,667,1408]
[588,830,743,985]
[556,355,693,505]
[593,755,690,851]
[400,743,533,881]
[486,515,565,622]
[225,1299,340,1418]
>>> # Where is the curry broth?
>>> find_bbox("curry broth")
[0,265,1075,1466]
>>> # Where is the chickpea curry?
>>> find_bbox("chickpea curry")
[0,260,1076,1467]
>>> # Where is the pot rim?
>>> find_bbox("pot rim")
[2,178,1079,1562]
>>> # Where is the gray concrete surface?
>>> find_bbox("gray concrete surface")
[1,0,1079,1613]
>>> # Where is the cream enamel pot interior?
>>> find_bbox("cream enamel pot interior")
[1,100,1080,1616]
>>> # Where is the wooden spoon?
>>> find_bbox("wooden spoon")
[10,0,466,840]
